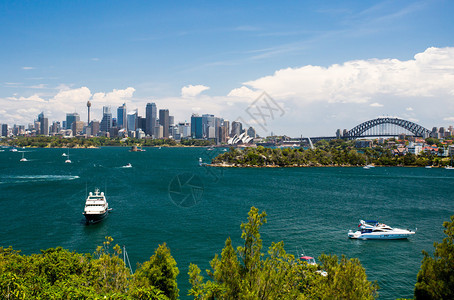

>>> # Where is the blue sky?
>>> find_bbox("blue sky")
[1,0,454,136]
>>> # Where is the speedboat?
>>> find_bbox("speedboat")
[83,188,110,223]
[122,163,132,168]
[445,166,454,170]
[299,255,328,276]
[348,220,415,240]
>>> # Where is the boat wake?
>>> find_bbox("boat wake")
[0,175,80,183]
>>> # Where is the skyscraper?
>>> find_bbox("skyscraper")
[66,113,80,130]
[100,106,112,132]
[87,101,91,124]
[159,109,169,138]
[117,103,127,130]
[37,112,49,136]
[145,103,157,136]
[231,121,242,137]
[127,110,138,132]
[191,114,203,138]
[1,124,8,137]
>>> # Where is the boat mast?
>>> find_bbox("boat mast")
[123,245,133,274]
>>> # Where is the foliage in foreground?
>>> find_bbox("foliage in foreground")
[0,237,178,299]
[414,215,454,299]
[188,207,378,299]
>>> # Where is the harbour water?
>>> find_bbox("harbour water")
[0,147,453,299]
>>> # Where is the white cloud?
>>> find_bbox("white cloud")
[22,67,35,70]
[181,84,210,98]
[240,47,454,105]
[406,107,413,111]
[443,117,454,122]
[370,102,383,107]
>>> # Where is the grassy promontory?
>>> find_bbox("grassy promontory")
[211,141,446,168]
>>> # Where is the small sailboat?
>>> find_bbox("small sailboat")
[65,149,71,163]
[20,152,27,162]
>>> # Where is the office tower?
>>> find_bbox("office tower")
[202,114,215,139]
[90,120,100,136]
[72,121,84,136]
[87,101,91,124]
[117,103,127,129]
[220,120,230,143]
[51,121,61,134]
[145,102,157,136]
[169,116,174,126]
[231,121,242,137]
[159,109,169,138]
[247,127,256,138]
[34,121,41,135]
[137,116,146,131]
[1,124,8,137]
[178,122,190,138]
[37,112,49,136]
[191,114,204,138]
[100,106,112,132]
[66,113,80,130]
[127,110,138,132]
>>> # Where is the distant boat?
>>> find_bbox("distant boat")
[363,165,370,169]
[10,148,18,152]
[207,146,214,151]
[122,163,132,168]
[83,188,109,223]
[64,149,71,163]
[62,153,67,157]
[20,152,27,162]
[425,166,432,169]
[445,166,454,170]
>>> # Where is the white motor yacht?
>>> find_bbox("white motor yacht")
[83,188,110,223]
[348,220,415,240]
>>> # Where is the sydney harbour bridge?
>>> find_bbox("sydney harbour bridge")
[303,117,431,143]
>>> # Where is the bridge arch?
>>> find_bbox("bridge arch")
[345,117,430,139]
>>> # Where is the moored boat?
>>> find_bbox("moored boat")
[348,220,415,240]
[83,188,109,223]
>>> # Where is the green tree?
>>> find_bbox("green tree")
[134,243,179,299]
[414,215,454,299]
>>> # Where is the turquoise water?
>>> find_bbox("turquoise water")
[1,147,453,299]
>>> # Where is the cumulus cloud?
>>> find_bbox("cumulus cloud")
[181,84,210,98]
[239,47,454,105]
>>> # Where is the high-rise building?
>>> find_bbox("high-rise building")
[1,124,8,137]
[72,121,84,136]
[100,106,112,132]
[66,113,79,131]
[137,116,146,132]
[90,120,100,136]
[117,103,127,130]
[51,121,61,135]
[247,127,256,138]
[178,122,191,139]
[231,121,242,137]
[191,114,204,138]
[127,110,138,132]
[159,109,169,138]
[66,113,80,130]
[145,103,157,136]
[34,121,41,135]
[37,112,49,136]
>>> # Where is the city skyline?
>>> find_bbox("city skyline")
[1,1,454,136]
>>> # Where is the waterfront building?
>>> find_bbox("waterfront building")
[66,113,80,130]
[159,109,170,138]
[117,103,127,130]
[145,102,157,136]
[50,121,61,135]
[33,121,41,135]
[136,129,145,139]
[100,106,112,133]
